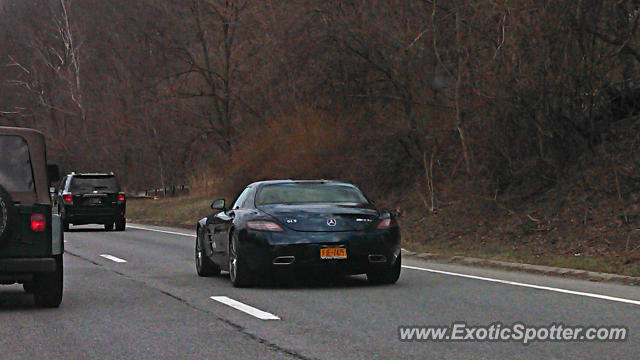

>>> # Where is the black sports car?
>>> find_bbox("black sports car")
[195,180,401,287]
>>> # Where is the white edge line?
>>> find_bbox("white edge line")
[127,224,196,237]
[402,265,640,306]
[100,254,128,263]
[210,296,280,320]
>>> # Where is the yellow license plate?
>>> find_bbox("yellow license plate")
[320,247,347,259]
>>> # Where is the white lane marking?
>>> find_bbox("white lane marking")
[127,224,196,238]
[210,296,280,320]
[402,265,640,306]
[100,254,128,263]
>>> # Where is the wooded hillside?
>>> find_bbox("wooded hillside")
[2,1,639,272]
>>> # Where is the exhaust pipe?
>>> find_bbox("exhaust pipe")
[368,254,387,263]
[273,256,295,265]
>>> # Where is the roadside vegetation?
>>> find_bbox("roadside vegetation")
[1,1,639,276]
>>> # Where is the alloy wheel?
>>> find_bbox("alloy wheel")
[195,239,202,269]
[229,239,237,283]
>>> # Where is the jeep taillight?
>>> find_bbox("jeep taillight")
[118,192,125,202]
[31,214,46,232]
[62,193,73,203]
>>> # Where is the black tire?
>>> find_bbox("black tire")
[195,230,220,277]
[33,255,63,308]
[115,218,126,232]
[23,281,35,294]
[104,222,114,231]
[0,185,17,246]
[367,253,401,285]
[229,231,253,288]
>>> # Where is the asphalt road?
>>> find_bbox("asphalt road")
[1,223,639,359]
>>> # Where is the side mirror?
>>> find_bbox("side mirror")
[211,199,226,211]
[47,164,60,184]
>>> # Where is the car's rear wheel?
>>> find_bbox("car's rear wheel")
[104,222,114,231]
[195,231,220,277]
[367,253,401,285]
[33,255,63,308]
[0,185,17,246]
[115,218,126,232]
[229,232,253,287]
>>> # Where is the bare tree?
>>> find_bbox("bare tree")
[54,0,88,142]
[163,0,259,155]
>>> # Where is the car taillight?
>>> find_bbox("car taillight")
[247,220,284,232]
[31,214,46,232]
[62,193,73,203]
[377,218,396,229]
[118,193,125,202]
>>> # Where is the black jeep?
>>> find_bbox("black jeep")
[0,126,64,307]
[56,173,126,231]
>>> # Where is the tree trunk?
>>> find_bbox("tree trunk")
[454,1,472,176]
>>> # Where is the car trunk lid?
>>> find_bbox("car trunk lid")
[258,203,379,232]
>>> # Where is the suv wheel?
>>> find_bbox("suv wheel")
[104,222,114,231]
[33,255,63,308]
[0,185,17,246]
[115,218,126,231]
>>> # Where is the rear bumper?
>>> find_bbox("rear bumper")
[239,228,401,275]
[0,258,57,273]
[64,205,125,224]
[66,215,122,225]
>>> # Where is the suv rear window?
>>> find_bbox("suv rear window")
[70,176,120,192]
[0,135,35,193]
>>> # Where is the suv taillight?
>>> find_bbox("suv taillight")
[118,192,125,202]
[31,214,46,232]
[62,193,73,203]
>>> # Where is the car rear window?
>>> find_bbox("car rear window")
[256,183,368,205]
[70,176,120,192]
[0,135,35,193]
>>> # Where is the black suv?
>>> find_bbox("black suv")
[56,173,126,231]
